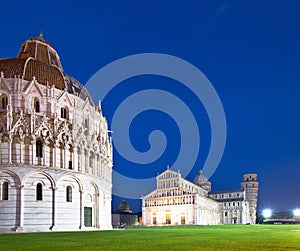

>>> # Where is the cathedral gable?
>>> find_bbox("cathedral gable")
[157,169,180,180]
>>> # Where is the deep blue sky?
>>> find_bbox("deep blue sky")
[0,0,299,213]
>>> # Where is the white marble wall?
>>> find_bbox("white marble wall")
[0,166,112,232]
[0,77,113,232]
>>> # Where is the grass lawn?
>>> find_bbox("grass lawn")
[0,224,299,251]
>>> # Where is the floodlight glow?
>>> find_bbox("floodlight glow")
[263,209,272,218]
[294,209,300,217]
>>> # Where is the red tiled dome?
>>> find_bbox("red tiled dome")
[0,34,65,89]
[0,34,94,104]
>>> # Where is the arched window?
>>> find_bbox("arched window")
[34,99,40,113]
[61,107,68,119]
[1,95,8,109]
[36,140,43,157]
[2,181,8,200]
[66,186,72,202]
[36,183,43,201]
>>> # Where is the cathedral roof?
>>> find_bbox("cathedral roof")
[193,170,211,192]
[193,170,209,184]
[118,200,130,211]
[117,200,133,213]
[0,33,93,105]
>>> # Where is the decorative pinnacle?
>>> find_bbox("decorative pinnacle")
[39,30,43,38]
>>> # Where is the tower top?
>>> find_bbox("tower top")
[243,173,258,182]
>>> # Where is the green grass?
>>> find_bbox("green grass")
[0,225,300,251]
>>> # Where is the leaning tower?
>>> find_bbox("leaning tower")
[241,174,259,224]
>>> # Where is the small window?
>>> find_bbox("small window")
[36,140,43,158]
[84,118,89,128]
[66,186,72,202]
[152,216,157,225]
[36,183,43,201]
[165,213,171,224]
[181,216,186,225]
[2,181,8,200]
[34,99,40,113]
[68,161,72,170]
[1,96,8,109]
[89,155,94,167]
[61,107,68,119]
[225,212,228,217]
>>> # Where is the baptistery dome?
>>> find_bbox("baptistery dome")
[0,34,113,232]
[0,33,92,102]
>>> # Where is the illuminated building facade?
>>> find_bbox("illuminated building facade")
[142,168,258,225]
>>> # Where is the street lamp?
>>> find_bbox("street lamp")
[293,209,300,218]
[263,209,272,219]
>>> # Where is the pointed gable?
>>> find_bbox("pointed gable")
[58,90,73,107]
[23,79,44,98]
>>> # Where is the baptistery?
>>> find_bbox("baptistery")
[0,33,113,232]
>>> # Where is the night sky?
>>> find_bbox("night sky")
[0,0,299,214]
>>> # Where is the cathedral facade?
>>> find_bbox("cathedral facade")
[0,35,113,232]
[142,167,258,226]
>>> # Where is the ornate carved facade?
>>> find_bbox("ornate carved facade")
[142,168,258,225]
[0,34,113,232]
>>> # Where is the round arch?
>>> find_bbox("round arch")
[22,171,55,189]
[56,174,83,192]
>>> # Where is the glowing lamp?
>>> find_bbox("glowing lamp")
[293,209,300,217]
[263,209,272,218]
